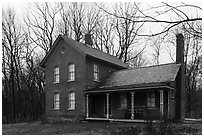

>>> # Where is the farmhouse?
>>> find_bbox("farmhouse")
[40,33,185,122]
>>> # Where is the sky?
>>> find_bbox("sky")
[1,1,202,65]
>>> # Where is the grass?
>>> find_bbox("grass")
[2,121,202,135]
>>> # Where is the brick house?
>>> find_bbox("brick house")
[40,34,185,122]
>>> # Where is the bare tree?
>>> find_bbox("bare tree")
[2,8,25,123]
[165,26,202,118]
[184,33,202,117]
[60,2,85,42]
[2,7,46,124]
[57,3,73,38]
[149,35,166,65]
[92,14,115,54]
[25,2,61,53]
[97,2,201,38]
[112,3,144,63]
[58,2,104,45]
[82,3,103,34]
[128,50,149,68]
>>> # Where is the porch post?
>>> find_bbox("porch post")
[131,92,135,119]
[168,90,170,119]
[86,94,89,118]
[106,93,109,119]
[160,90,164,116]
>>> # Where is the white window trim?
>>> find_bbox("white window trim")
[67,108,75,110]
[68,64,75,82]
[53,67,59,84]
[68,92,75,110]
[53,93,60,110]
[93,64,99,82]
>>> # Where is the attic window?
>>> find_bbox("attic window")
[93,64,99,81]
[61,46,65,54]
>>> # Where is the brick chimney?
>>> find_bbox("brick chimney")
[175,33,185,120]
[85,33,92,46]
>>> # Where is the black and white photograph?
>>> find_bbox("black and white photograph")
[2,1,202,135]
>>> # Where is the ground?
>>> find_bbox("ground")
[2,121,202,135]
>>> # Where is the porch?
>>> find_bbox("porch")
[85,87,173,121]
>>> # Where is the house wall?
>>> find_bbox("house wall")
[45,40,86,119]
[44,37,179,121]
[85,57,125,90]
[169,81,176,119]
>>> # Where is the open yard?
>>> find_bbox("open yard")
[2,121,202,135]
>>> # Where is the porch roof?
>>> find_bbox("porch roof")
[85,63,180,93]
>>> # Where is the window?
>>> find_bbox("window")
[120,94,127,109]
[68,64,75,81]
[53,93,60,110]
[93,64,99,81]
[68,92,75,110]
[147,93,155,107]
[53,66,59,83]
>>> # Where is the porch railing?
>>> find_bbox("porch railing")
[126,106,158,119]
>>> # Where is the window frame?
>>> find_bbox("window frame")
[68,63,75,82]
[93,64,99,82]
[53,66,59,83]
[53,92,60,110]
[68,92,75,110]
[147,92,155,107]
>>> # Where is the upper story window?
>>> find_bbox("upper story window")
[68,92,75,110]
[93,64,99,81]
[53,66,59,83]
[147,92,155,107]
[53,92,60,110]
[68,63,75,81]
[120,94,127,109]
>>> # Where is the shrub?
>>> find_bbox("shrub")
[38,115,48,124]
[143,118,173,135]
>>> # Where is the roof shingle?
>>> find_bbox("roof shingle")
[91,63,181,91]
[41,35,128,68]
[62,36,128,68]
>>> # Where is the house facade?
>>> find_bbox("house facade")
[40,34,185,121]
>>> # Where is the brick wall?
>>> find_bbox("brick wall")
[44,39,125,120]
[85,56,125,90]
[45,40,86,119]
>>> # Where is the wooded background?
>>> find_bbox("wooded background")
[2,2,202,124]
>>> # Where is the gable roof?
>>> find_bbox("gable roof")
[40,35,128,68]
[87,63,181,92]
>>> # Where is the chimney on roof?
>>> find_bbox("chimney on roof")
[175,33,185,120]
[176,34,184,64]
[85,33,92,46]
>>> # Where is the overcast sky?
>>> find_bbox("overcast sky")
[2,1,202,65]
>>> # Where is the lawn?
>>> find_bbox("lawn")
[2,121,202,135]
